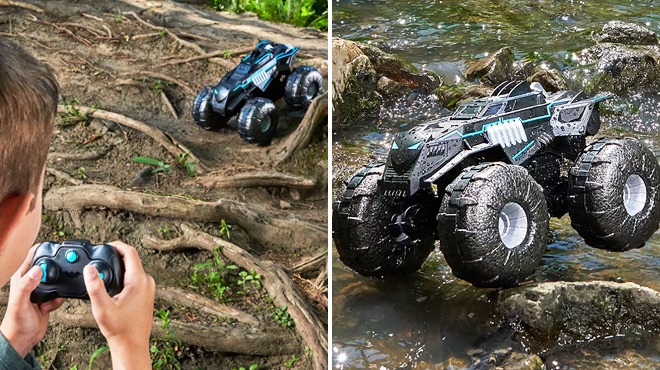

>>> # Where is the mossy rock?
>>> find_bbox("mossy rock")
[434,83,492,110]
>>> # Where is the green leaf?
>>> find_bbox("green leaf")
[89,346,109,370]
[249,365,258,370]
[132,156,163,166]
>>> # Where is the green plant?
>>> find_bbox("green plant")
[220,219,231,239]
[132,156,173,174]
[151,310,181,369]
[283,355,300,367]
[208,0,327,30]
[176,152,196,177]
[71,366,79,370]
[237,269,261,293]
[304,346,312,357]
[159,227,170,234]
[42,215,48,222]
[91,225,98,232]
[75,167,87,180]
[232,365,258,370]
[272,305,294,327]
[60,99,94,126]
[222,49,232,58]
[89,346,109,370]
[159,30,166,36]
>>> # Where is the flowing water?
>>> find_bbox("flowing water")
[332,0,660,368]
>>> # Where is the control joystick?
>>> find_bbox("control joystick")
[30,239,125,304]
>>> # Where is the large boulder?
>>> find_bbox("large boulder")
[496,281,660,348]
[594,21,658,46]
[332,38,382,127]
[464,47,514,87]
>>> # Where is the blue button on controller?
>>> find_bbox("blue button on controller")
[66,250,78,263]
[99,272,105,280]
[39,263,47,282]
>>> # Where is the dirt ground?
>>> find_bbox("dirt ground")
[0,0,328,369]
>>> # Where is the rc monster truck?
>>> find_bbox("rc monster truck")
[334,80,660,288]
[192,40,324,145]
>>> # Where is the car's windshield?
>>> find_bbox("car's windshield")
[452,101,488,119]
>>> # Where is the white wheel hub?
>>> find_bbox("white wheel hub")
[623,174,647,216]
[498,202,528,249]
[306,83,318,100]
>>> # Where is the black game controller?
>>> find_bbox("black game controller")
[30,239,125,304]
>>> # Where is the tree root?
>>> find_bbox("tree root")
[46,168,82,186]
[142,223,328,370]
[27,15,91,47]
[152,45,254,68]
[126,11,205,55]
[269,92,328,166]
[160,91,178,119]
[198,171,316,189]
[0,0,43,13]
[155,285,258,325]
[288,251,327,278]
[49,148,110,161]
[120,71,194,95]
[44,185,326,253]
[56,105,208,174]
[49,309,297,356]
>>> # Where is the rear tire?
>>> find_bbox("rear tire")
[568,137,660,251]
[333,164,439,277]
[192,86,230,130]
[284,66,324,110]
[237,98,279,146]
[438,163,549,288]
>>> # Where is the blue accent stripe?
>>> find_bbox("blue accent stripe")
[513,141,535,160]
[408,142,421,150]
[242,54,252,61]
[275,47,300,60]
[256,39,268,47]
[255,53,271,64]
[392,141,398,149]
[438,99,570,140]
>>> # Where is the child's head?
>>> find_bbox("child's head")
[0,37,59,286]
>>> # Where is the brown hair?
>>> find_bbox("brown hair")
[0,37,59,207]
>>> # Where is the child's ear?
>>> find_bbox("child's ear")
[0,193,35,254]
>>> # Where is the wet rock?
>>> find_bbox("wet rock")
[376,76,412,99]
[496,281,660,348]
[332,38,381,126]
[465,47,514,87]
[594,21,658,46]
[576,42,660,93]
[434,83,493,109]
[528,67,568,93]
[500,352,544,370]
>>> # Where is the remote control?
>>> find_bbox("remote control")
[30,239,125,304]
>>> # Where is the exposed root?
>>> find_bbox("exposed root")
[270,92,328,166]
[288,251,327,278]
[160,91,178,119]
[155,285,258,324]
[131,32,160,40]
[58,22,106,38]
[46,167,82,186]
[125,11,205,55]
[198,171,316,189]
[142,223,328,370]
[49,309,298,356]
[121,71,194,95]
[27,15,91,47]
[44,185,326,253]
[49,148,110,161]
[113,78,153,89]
[151,45,254,68]
[315,266,328,290]
[0,0,43,12]
[56,105,208,174]
[81,13,103,22]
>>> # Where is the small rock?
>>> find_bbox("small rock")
[101,119,122,133]
[376,76,411,99]
[464,47,514,86]
[279,200,291,209]
[129,166,153,187]
[500,352,545,370]
[594,21,658,46]
[289,188,301,201]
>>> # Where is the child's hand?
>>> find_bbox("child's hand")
[0,244,65,358]
[83,241,155,369]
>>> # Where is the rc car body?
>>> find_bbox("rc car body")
[334,80,660,287]
[193,40,324,145]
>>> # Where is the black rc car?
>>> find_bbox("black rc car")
[192,40,324,146]
[334,80,660,288]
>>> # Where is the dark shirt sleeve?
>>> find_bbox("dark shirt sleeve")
[0,332,42,370]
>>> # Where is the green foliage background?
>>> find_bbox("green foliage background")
[209,0,328,30]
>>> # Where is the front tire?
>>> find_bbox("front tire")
[192,86,230,130]
[237,98,279,146]
[438,163,549,288]
[567,137,660,251]
[284,66,324,110]
[333,164,439,277]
